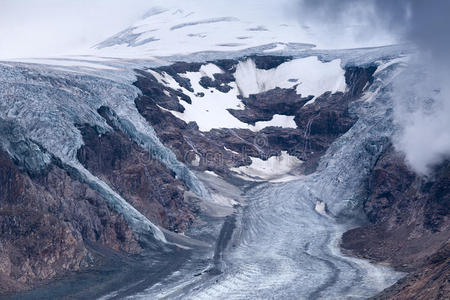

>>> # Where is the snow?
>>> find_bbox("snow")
[315,200,327,215]
[263,43,288,53]
[211,193,238,207]
[253,115,297,131]
[90,2,314,59]
[199,63,223,79]
[224,146,239,155]
[7,58,119,70]
[190,154,201,167]
[150,69,248,131]
[204,170,219,177]
[234,56,347,99]
[230,151,303,182]
[149,68,298,132]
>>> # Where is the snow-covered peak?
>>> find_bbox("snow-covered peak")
[91,1,314,58]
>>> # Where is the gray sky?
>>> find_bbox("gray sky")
[0,0,152,58]
[299,0,450,63]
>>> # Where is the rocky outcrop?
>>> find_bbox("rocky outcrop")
[341,145,450,299]
[228,88,312,124]
[0,150,140,293]
[374,242,449,300]
[76,107,198,232]
[134,58,376,177]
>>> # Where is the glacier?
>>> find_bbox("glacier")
[94,46,406,299]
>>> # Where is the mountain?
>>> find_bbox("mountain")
[0,3,448,299]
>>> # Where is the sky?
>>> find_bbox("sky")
[0,0,153,58]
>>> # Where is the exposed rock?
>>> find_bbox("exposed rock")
[341,145,450,299]
[373,242,449,300]
[247,55,293,70]
[228,88,312,124]
[0,150,140,293]
[76,108,198,232]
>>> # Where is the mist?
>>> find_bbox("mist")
[297,0,450,175]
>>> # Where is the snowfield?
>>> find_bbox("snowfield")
[148,56,346,132]
[91,2,314,58]
[234,56,346,99]
[149,67,300,132]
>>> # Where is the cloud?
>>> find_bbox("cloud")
[297,0,450,175]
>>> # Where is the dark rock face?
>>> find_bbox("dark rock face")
[341,145,450,299]
[134,58,376,177]
[247,55,293,70]
[0,150,140,293]
[373,242,449,300]
[76,112,198,232]
[228,88,312,124]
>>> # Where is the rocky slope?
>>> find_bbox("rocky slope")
[374,242,449,300]
[0,101,197,292]
[341,145,450,299]
[134,57,376,176]
[0,148,140,293]
[76,106,198,232]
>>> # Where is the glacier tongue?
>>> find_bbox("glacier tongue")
[127,49,407,300]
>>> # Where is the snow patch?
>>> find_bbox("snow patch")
[211,193,238,207]
[253,114,297,130]
[204,170,220,177]
[190,154,201,167]
[199,63,223,79]
[149,68,296,131]
[230,151,303,182]
[224,146,239,155]
[234,57,346,99]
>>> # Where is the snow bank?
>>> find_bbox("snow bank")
[234,56,346,99]
[230,151,303,182]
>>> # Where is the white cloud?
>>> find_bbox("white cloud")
[392,56,450,174]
